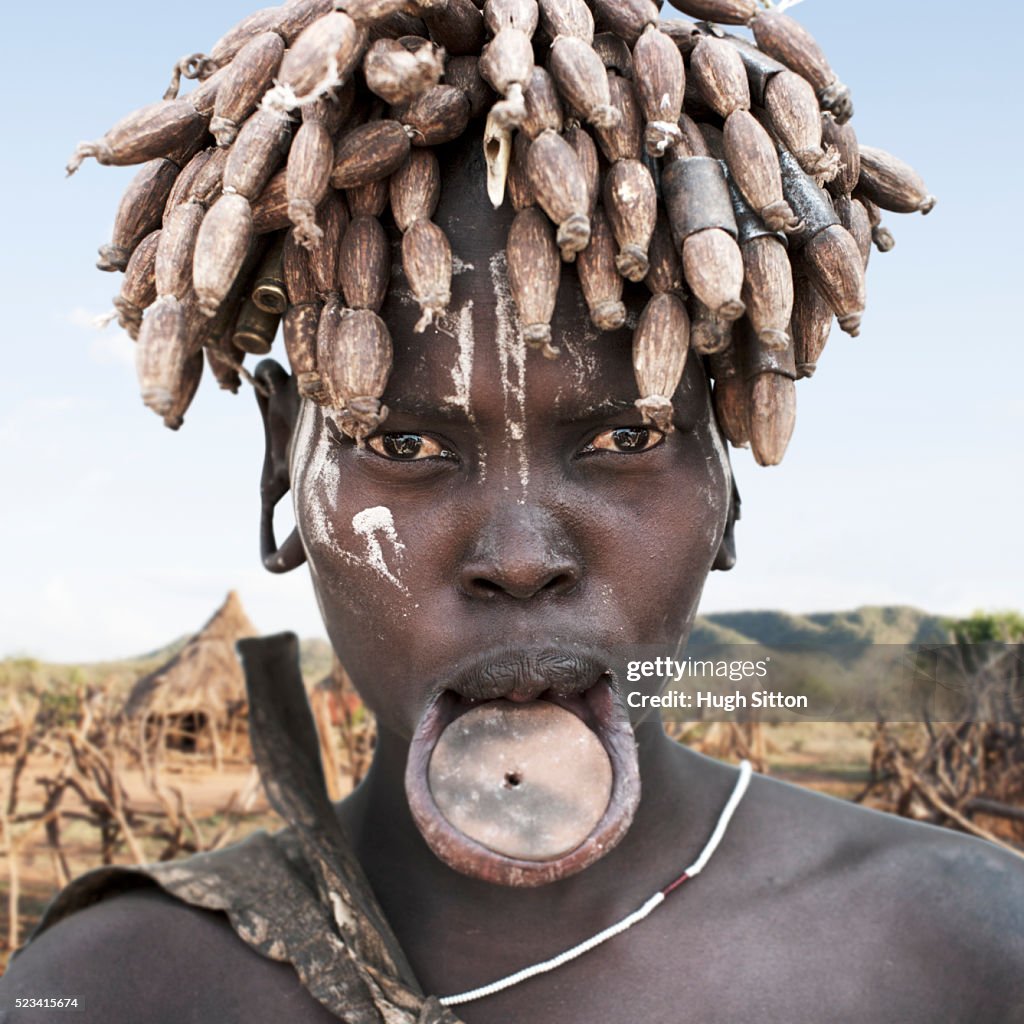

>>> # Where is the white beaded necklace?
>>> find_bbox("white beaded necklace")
[439,760,753,1008]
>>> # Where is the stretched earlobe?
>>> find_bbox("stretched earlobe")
[255,359,307,574]
[712,474,740,572]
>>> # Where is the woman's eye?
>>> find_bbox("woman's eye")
[585,426,664,454]
[368,433,453,461]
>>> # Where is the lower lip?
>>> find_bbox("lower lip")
[404,676,641,887]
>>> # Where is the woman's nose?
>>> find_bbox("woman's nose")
[458,507,582,601]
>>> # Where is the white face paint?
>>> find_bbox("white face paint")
[351,506,407,592]
[443,299,476,423]
[488,250,529,501]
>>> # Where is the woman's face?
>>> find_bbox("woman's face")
[288,152,731,739]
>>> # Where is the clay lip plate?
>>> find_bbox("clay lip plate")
[405,648,641,888]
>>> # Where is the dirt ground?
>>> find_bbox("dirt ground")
[1,722,873,972]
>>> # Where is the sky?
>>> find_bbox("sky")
[2,1,1022,662]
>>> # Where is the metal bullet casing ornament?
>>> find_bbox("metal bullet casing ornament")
[663,0,756,25]
[763,71,840,185]
[363,37,445,106]
[632,24,684,157]
[115,230,161,339]
[723,110,800,234]
[193,191,255,317]
[537,0,594,43]
[632,292,690,434]
[549,35,622,131]
[577,208,626,331]
[750,9,853,124]
[211,32,286,147]
[526,129,592,261]
[98,159,179,272]
[252,235,289,314]
[662,156,744,320]
[403,219,453,331]
[317,302,393,439]
[857,146,936,216]
[339,215,390,312]
[507,207,561,358]
[234,295,282,354]
[67,99,209,176]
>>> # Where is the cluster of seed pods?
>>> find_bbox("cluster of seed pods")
[73,0,933,463]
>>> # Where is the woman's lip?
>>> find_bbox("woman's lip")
[405,674,641,888]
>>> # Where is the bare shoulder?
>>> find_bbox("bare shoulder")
[0,890,337,1024]
[741,770,1024,1020]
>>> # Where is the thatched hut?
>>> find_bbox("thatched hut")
[122,591,257,765]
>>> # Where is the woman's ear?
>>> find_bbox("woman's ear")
[712,474,740,572]
[255,359,307,574]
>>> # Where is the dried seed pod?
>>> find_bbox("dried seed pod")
[676,112,711,159]
[183,66,226,117]
[484,109,513,207]
[331,120,412,189]
[740,321,797,466]
[287,118,335,245]
[507,207,561,357]
[444,56,494,120]
[662,0,756,26]
[164,148,215,218]
[339,215,390,311]
[740,234,793,350]
[592,32,634,79]
[683,228,745,322]
[860,196,895,253]
[67,99,208,176]
[690,35,749,119]
[723,110,800,234]
[364,37,445,106]
[595,74,643,164]
[98,159,179,272]
[284,302,326,400]
[763,71,840,184]
[270,12,368,108]
[549,35,621,131]
[527,129,592,260]
[211,32,286,147]
[183,146,230,210]
[484,0,539,35]
[603,158,657,282]
[538,0,594,43]
[507,131,535,210]
[206,334,243,395]
[657,18,702,55]
[115,230,161,339]
[633,24,684,157]
[193,192,255,317]
[592,0,658,46]
[283,228,320,306]
[521,66,564,140]
[252,235,289,314]
[223,107,293,200]
[391,149,441,230]
[402,85,472,145]
[136,295,193,418]
[303,82,358,135]
[708,346,749,448]
[155,200,205,300]
[801,224,865,336]
[645,215,684,297]
[577,207,626,331]
[834,195,871,269]
[632,292,690,433]
[479,28,534,128]
[339,0,417,22]
[317,301,393,439]
[720,34,786,107]
[750,10,852,123]
[420,0,486,56]
[234,296,281,354]
[162,349,204,431]
[403,218,453,330]
[209,0,333,66]
[252,170,292,233]
[565,124,599,216]
[690,299,733,355]
[309,192,350,297]
[347,177,390,217]
[821,113,859,196]
[857,146,936,216]
[791,269,832,378]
